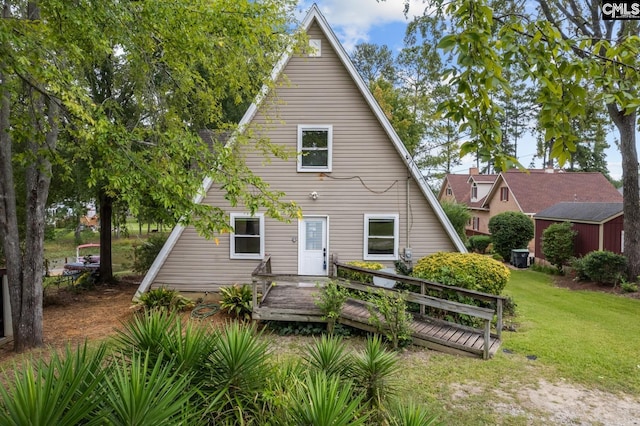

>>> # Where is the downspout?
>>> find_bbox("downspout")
[406,175,410,249]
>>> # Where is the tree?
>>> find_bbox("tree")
[488,212,534,260]
[0,0,299,352]
[541,221,577,272]
[439,200,471,243]
[406,0,640,278]
[352,43,397,85]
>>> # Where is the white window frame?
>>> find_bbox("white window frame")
[230,213,265,260]
[309,39,321,57]
[297,125,333,172]
[363,214,399,260]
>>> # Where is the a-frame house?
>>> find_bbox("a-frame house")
[136,4,465,297]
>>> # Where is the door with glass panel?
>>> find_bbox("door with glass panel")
[298,217,328,275]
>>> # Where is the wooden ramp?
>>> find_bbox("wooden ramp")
[253,283,502,359]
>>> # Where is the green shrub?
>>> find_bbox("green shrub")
[488,211,534,260]
[468,235,491,254]
[136,287,194,312]
[412,252,510,296]
[621,280,638,293]
[572,251,628,286]
[219,283,253,320]
[542,221,577,272]
[132,233,168,274]
[337,261,384,283]
[314,280,349,334]
[367,290,413,350]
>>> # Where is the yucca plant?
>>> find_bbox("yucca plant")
[351,335,400,412]
[287,372,369,426]
[100,351,201,425]
[112,309,179,362]
[205,322,271,423]
[386,401,441,426]
[303,334,352,378]
[219,283,253,320]
[0,342,108,426]
[136,286,194,312]
[255,357,307,425]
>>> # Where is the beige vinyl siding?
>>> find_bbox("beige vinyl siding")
[150,20,456,291]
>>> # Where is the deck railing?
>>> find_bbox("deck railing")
[251,255,272,310]
[332,257,506,341]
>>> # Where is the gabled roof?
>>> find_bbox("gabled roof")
[484,169,622,213]
[135,5,465,298]
[440,173,497,209]
[534,202,623,224]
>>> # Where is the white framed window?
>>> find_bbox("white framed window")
[309,39,321,57]
[472,217,480,231]
[230,213,264,259]
[471,183,478,200]
[297,125,332,172]
[364,214,399,260]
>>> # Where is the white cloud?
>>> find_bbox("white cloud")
[297,0,425,51]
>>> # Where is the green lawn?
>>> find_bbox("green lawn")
[44,227,152,275]
[393,268,640,425]
[501,269,640,394]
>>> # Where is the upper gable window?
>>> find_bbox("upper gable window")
[297,125,332,172]
[471,183,478,200]
[230,213,264,260]
[500,187,509,201]
[309,39,321,57]
[446,186,452,196]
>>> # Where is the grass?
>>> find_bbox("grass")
[44,225,153,275]
[389,269,640,425]
[502,269,640,394]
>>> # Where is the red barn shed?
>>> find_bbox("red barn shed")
[534,202,624,263]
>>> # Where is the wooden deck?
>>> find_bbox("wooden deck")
[253,282,502,359]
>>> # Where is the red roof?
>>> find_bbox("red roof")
[495,170,622,213]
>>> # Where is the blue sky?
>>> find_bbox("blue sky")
[296,1,625,180]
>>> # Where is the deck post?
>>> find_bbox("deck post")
[496,299,503,340]
[420,282,425,316]
[252,278,258,310]
[483,319,490,360]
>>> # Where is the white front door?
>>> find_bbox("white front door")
[298,217,328,276]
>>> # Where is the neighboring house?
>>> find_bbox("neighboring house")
[136,5,465,296]
[439,168,623,241]
[534,202,624,263]
[438,167,496,235]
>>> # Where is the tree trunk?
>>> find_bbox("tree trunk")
[607,105,640,279]
[98,189,114,282]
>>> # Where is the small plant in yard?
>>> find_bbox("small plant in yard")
[219,283,253,320]
[367,289,413,350]
[620,278,638,293]
[572,250,628,286]
[541,221,577,273]
[468,235,492,254]
[136,286,194,312]
[314,280,349,334]
[132,233,168,274]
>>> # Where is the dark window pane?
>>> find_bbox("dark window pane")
[368,237,394,254]
[235,236,260,254]
[302,130,328,148]
[368,219,394,237]
[235,218,260,235]
[301,150,328,167]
